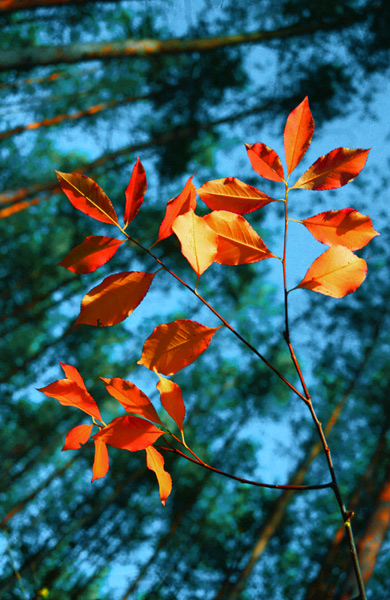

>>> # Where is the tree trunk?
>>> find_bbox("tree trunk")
[0,0,123,12]
[0,16,367,72]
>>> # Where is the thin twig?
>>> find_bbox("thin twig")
[158,443,332,492]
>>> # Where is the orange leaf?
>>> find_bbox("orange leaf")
[92,416,164,451]
[302,208,379,250]
[197,177,276,215]
[292,148,369,190]
[154,176,197,244]
[146,446,172,506]
[101,377,162,424]
[62,424,93,450]
[56,171,119,225]
[92,440,109,481]
[157,377,185,432]
[58,236,124,274]
[295,246,367,298]
[138,319,221,375]
[284,97,314,175]
[124,157,147,228]
[172,211,218,276]
[203,210,275,265]
[38,364,102,421]
[245,143,285,182]
[76,271,155,326]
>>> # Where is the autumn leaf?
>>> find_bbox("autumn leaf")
[38,364,102,421]
[56,171,119,225]
[245,143,285,182]
[76,271,156,326]
[295,246,367,298]
[124,157,147,228]
[101,377,162,424]
[92,416,164,451]
[60,362,86,389]
[58,236,124,274]
[284,97,314,175]
[62,424,93,451]
[302,209,379,250]
[154,175,197,244]
[203,210,275,265]
[292,148,370,190]
[138,319,221,375]
[146,446,172,506]
[92,440,109,481]
[157,377,185,432]
[172,211,218,276]
[197,177,276,215]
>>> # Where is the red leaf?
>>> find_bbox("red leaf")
[295,246,367,298]
[92,416,164,451]
[203,210,275,265]
[197,177,276,215]
[56,171,119,225]
[284,97,314,175]
[172,211,218,276]
[62,424,93,450]
[124,157,147,228]
[60,362,86,389]
[76,271,155,326]
[292,148,370,190]
[157,377,185,432]
[58,236,124,274]
[146,446,172,506]
[38,365,102,421]
[101,377,162,424]
[302,208,379,250]
[154,176,197,244]
[138,319,221,376]
[245,143,285,182]
[92,440,109,481]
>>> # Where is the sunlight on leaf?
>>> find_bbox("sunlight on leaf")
[302,209,379,250]
[146,446,172,506]
[56,171,119,225]
[62,424,93,451]
[58,236,124,274]
[203,210,275,265]
[101,377,162,424]
[92,440,109,481]
[138,319,221,375]
[284,96,314,175]
[76,271,156,326]
[157,377,185,432]
[197,177,276,214]
[295,246,367,298]
[124,157,147,228]
[245,143,285,182]
[292,148,369,190]
[93,416,164,451]
[154,175,197,244]
[172,211,218,276]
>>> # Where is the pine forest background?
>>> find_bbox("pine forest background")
[1,1,390,598]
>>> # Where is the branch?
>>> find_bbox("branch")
[0,15,368,71]
[158,444,332,492]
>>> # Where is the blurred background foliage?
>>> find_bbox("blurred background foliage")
[0,0,389,598]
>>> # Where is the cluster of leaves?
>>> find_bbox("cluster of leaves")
[39,98,378,507]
